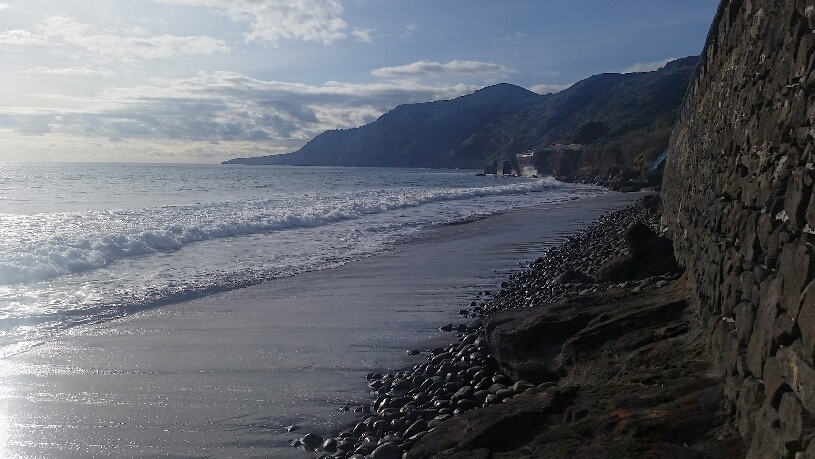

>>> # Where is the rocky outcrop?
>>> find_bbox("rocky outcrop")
[484,280,690,385]
[408,278,742,459]
[662,0,815,457]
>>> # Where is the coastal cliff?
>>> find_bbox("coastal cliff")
[663,0,815,457]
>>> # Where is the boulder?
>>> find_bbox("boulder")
[371,443,403,459]
[624,222,658,257]
[596,254,638,283]
[596,235,680,283]
[301,433,323,449]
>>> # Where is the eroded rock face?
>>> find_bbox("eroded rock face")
[662,0,815,457]
[484,280,690,385]
[408,278,741,459]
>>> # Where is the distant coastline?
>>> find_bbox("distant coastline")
[224,57,698,185]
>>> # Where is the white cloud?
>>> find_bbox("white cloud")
[0,16,229,60]
[25,66,116,77]
[0,29,49,46]
[371,60,516,79]
[148,0,349,45]
[0,72,478,159]
[622,58,676,74]
[351,27,372,43]
[529,84,570,95]
[401,23,416,38]
[496,32,526,44]
[0,3,10,10]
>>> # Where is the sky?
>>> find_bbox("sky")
[0,0,720,164]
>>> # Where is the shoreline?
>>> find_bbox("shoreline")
[296,193,678,458]
[0,192,642,459]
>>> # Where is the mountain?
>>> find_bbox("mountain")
[223,56,699,171]
[453,56,699,171]
[223,83,545,168]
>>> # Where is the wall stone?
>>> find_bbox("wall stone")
[662,0,815,457]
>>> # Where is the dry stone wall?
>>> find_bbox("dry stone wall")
[662,0,815,457]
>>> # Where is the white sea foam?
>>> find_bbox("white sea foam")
[0,177,572,286]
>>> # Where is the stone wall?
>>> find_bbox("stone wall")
[662,0,815,457]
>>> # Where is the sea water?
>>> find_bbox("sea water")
[0,163,604,360]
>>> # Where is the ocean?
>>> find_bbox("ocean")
[0,163,621,458]
[0,163,603,359]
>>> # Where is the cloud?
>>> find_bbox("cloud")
[0,3,10,11]
[622,58,676,74]
[351,27,372,43]
[0,29,49,46]
[25,66,116,77]
[529,84,571,95]
[0,72,478,154]
[371,60,516,79]
[496,32,527,44]
[401,23,416,38]
[148,0,349,45]
[0,16,229,60]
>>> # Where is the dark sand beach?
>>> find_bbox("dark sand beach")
[0,192,641,459]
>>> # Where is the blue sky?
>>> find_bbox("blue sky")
[0,0,719,163]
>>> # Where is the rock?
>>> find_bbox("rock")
[353,441,377,456]
[799,279,815,360]
[321,438,338,452]
[512,380,535,394]
[487,278,690,384]
[624,222,658,257]
[432,352,454,365]
[452,386,474,401]
[490,374,511,384]
[779,240,815,318]
[301,433,323,448]
[403,420,427,439]
[596,235,679,283]
[495,388,514,401]
[596,254,638,283]
[428,414,452,428]
[554,270,594,285]
[406,349,421,356]
[457,399,477,410]
[371,442,403,459]
[778,392,806,445]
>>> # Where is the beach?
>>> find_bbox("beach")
[0,191,641,459]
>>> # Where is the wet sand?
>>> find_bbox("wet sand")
[0,192,641,459]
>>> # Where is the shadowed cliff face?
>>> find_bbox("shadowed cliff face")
[663,0,815,457]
